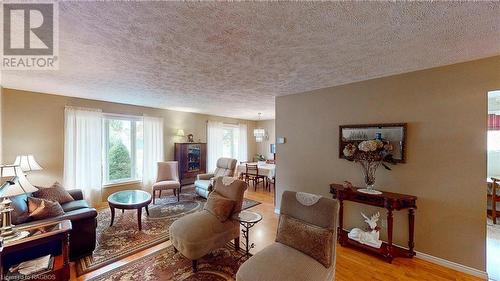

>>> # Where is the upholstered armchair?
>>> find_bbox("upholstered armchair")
[152,161,181,204]
[169,177,247,272]
[236,191,339,281]
[194,157,237,198]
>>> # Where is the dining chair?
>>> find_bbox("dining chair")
[245,164,266,191]
[490,177,500,224]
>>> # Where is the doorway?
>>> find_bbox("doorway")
[487,90,500,280]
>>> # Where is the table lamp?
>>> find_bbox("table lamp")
[0,165,39,240]
[14,155,43,173]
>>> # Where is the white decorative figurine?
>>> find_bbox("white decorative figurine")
[348,212,383,248]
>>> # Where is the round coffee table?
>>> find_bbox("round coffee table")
[107,190,152,231]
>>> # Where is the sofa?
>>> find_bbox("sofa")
[10,189,98,261]
[194,157,237,198]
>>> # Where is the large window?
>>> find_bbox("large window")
[222,125,240,159]
[103,116,143,185]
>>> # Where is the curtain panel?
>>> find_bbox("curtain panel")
[207,120,224,172]
[238,123,248,162]
[63,107,103,205]
[142,115,164,190]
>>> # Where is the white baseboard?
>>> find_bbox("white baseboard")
[274,208,280,214]
[415,251,488,280]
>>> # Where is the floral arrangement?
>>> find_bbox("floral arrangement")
[343,139,396,170]
[343,139,397,190]
[255,154,266,161]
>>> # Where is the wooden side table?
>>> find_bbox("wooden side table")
[330,183,417,263]
[0,220,72,281]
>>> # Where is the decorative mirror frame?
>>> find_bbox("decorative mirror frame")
[339,123,407,163]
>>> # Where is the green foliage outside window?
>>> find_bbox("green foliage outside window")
[109,140,132,181]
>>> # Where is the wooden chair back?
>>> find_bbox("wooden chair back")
[246,164,259,176]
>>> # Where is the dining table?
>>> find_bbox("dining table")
[236,162,276,179]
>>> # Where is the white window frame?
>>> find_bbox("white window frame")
[102,113,143,186]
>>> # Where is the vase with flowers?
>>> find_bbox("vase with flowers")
[342,139,396,194]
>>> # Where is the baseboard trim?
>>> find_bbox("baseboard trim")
[415,251,488,280]
[274,208,280,214]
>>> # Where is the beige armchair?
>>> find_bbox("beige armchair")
[152,161,180,204]
[194,158,237,198]
[236,191,339,281]
[169,177,247,272]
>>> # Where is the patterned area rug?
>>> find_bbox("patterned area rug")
[89,244,249,281]
[77,189,260,275]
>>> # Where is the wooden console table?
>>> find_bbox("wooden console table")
[330,183,417,263]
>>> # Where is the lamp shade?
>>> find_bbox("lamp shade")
[176,129,185,137]
[14,155,43,172]
[0,165,38,197]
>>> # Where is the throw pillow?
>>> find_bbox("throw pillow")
[11,195,31,225]
[276,214,334,268]
[27,197,65,220]
[204,191,236,222]
[33,182,74,204]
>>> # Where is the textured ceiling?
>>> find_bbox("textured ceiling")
[2,1,500,120]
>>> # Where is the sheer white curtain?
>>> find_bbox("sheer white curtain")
[207,120,224,172]
[142,116,164,190]
[63,107,103,205]
[238,123,248,162]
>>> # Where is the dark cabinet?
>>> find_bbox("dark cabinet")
[175,143,207,185]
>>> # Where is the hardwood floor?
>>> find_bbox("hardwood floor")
[72,185,483,281]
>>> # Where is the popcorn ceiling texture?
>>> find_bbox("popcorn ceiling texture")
[2,1,500,120]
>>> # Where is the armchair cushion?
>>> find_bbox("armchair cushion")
[169,210,239,260]
[197,173,215,181]
[276,214,333,268]
[204,191,236,222]
[236,242,333,281]
[153,180,180,190]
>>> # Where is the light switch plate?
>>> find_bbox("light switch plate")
[277,137,286,144]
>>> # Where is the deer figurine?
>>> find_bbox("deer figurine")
[348,212,383,248]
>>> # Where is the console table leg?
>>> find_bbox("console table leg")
[387,209,394,261]
[408,208,415,256]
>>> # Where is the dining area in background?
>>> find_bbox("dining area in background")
[236,161,276,193]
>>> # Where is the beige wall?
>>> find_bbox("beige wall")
[256,119,275,160]
[276,56,500,271]
[1,89,257,201]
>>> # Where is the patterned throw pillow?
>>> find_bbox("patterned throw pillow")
[27,197,65,220]
[276,214,334,268]
[204,191,236,222]
[33,182,74,204]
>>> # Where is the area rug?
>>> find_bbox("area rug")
[242,198,261,210]
[88,244,249,281]
[77,190,260,275]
